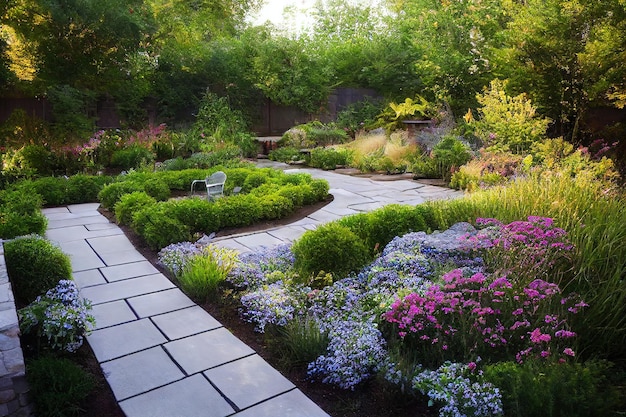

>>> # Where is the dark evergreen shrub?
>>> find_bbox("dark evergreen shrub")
[5,234,72,305]
[114,192,156,226]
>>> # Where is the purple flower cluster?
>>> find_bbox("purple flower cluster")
[382,267,584,364]
[468,216,574,278]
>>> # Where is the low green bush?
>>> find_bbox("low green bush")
[276,185,306,207]
[269,147,303,163]
[5,234,72,305]
[214,194,263,228]
[308,147,351,170]
[259,194,294,220]
[292,223,371,282]
[483,360,623,417]
[131,205,191,250]
[242,171,268,193]
[21,177,67,206]
[336,212,372,242]
[65,175,111,203]
[110,144,154,170]
[27,356,95,417]
[308,179,330,202]
[169,198,220,235]
[97,181,143,209]
[114,192,157,226]
[143,178,170,201]
[367,204,427,251]
[0,190,47,238]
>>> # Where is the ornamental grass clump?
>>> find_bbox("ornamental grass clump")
[176,244,238,301]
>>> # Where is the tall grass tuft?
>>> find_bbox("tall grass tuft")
[177,245,238,301]
[426,173,626,361]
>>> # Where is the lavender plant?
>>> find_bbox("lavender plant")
[19,280,95,353]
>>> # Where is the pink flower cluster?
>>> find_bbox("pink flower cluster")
[382,267,584,364]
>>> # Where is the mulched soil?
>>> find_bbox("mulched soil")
[72,195,435,417]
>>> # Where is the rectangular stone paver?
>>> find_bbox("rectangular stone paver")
[99,249,146,266]
[57,239,106,271]
[119,374,234,417]
[101,347,184,401]
[100,261,160,282]
[88,234,136,254]
[68,203,101,212]
[151,306,222,340]
[46,215,111,229]
[80,274,175,305]
[204,354,295,410]
[73,269,107,288]
[164,328,254,375]
[233,389,330,417]
[234,232,284,250]
[87,319,167,362]
[91,300,137,330]
[127,288,195,318]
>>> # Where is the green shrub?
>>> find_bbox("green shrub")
[276,185,306,207]
[308,147,350,170]
[308,179,330,202]
[337,212,372,242]
[0,190,47,238]
[114,192,157,226]
[336,98,383,137]
[242,172,268,193]
[5,234,72,305]
[169,198,220,234]
[269,147,303,163]
[280,172,313,186]
[143,178,170,201]
[65,175,111,203]
[97,181,143,209]
[24,177,68,206]
[483,360,623,417]
[302,122,349,146]
[259,194,294,220]
[214,194,263,228]
[27,356,95,417]
[132,205,191,250]
[366,204,427,251]
[292,223,371,282]
[176,245,237,301]
[110,144,154,170]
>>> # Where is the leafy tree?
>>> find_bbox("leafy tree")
[387,0,508,113]
[472,79,550,154]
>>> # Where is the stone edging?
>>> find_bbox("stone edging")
[0,242,34,417]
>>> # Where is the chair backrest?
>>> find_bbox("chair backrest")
[207,171,227,185]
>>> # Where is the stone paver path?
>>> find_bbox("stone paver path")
[42,164,463,417]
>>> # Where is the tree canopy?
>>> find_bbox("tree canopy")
[0,0,624,140]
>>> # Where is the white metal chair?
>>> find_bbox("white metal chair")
[190,171,227,200]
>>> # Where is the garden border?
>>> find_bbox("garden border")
[0,241,34,417]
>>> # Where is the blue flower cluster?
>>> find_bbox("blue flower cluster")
[239,281,308,332]
[158,241,203,277]
[413,362,503,417]
[19,280,95,353]
[227,244,295,289]
[308,316,387,390]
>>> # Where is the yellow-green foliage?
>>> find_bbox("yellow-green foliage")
[472,79,550,154]
[342,131,416,172]
[177,244,238,301]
